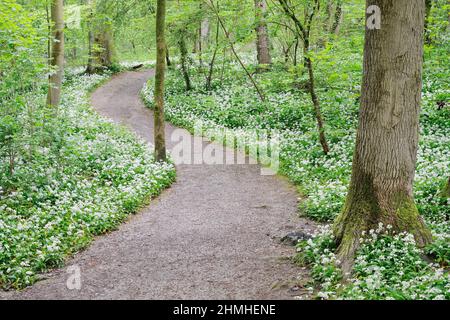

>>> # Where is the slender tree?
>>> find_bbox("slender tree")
[424,0,433,44]
[278,0,330,154]
[154,0,167,162]
[254,0,272,69]
[86,0,96,74]
[177,28,193,91]
[333,0,432,273]
[331,0,343,35]
[47,0,64,107]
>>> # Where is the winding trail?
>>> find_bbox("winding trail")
[3,70,315,300]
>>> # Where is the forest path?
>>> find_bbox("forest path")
[3,70,315,300]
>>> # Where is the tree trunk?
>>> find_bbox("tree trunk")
[206,19,220,90]
[93,25,116,72]
[201,17,210,48]
[165,44,172,67]
[178,34,192,91]
[86,0,95,74]
[154,0,167,162]
[331,0,343,35]
[304,42,330,155]
[47,0,64,107]
[254,0,272,69]
[333,0,432,273]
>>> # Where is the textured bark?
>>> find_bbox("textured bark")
[333,0,432,273]
[331,0,343,35]
[92,25,116,72]
[254,0,272,69]
[47,0,64,107]
[154,0,167,162]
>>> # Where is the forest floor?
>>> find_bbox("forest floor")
[0,70,316,299]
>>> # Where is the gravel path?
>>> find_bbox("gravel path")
[2,70,315,300]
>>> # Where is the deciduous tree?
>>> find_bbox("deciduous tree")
[47,0,64,107]
[333,0,432,273]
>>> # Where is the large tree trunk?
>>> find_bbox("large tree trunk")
[333,0,432,273]
[93,25,116,72]
[254,0,272,69]
[47,0,64,107]
[154,0,167,162]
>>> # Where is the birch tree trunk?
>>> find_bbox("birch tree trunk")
[47,0,64,107]
[154,0,167,162]
[333,0,432,273]
[254,0,272,69]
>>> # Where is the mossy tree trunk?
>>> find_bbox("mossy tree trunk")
[47,0,64,107]
[254,0,272,70]
[92,24,116,72]
[154,0,167,162]
[333,0,432,274]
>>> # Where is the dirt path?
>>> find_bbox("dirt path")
[2,70,315,300]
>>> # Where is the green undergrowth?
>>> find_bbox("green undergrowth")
[0,69,176,289]
[141,40,449,300]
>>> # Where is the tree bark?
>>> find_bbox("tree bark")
[305,52,330,155]
[178,33,192,91]
[206,19,220,90]
[254,0,272,69]
[47,0,64,107]
[93,24,116,71]
[333,0,432,273]
[154,0,167,162]
[331,0,343,35]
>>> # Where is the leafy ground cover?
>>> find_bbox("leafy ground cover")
[0,70,175,289]
[141,38,449,299]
